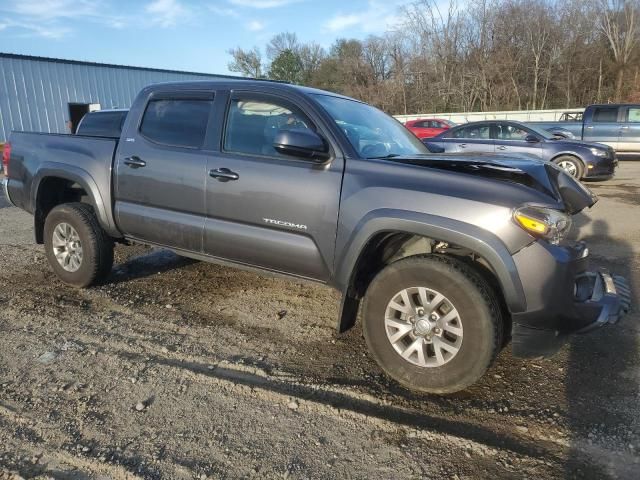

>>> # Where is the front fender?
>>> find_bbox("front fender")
[333,209,527,327]
[31,163,119,237]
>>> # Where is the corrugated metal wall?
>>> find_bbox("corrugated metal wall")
[0,54,220,142]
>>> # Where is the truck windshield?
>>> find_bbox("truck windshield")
[313,94,429,158]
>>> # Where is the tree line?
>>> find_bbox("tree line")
[228,0,640,115]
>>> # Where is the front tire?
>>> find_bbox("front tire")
[553,155,584,179]
[362,255,502,394]
[44,203,114,287]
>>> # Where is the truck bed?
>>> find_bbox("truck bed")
[5,132,119,235]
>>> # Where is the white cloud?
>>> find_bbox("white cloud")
[145,0,190,28]
[0,0,128,38]
[324,0,402,34]
[209,5,240,17]
[325,14,360,31]
[228,0,300,8]
[246,20,266,31]
[7,0,98,19]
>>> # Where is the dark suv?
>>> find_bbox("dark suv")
[424,120,617,180]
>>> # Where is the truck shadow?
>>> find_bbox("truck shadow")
[565,217,639,478]
[108,248,197,285]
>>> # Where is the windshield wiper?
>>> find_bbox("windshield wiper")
[367,153,401,159]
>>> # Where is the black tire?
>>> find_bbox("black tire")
[362,255,503,394]
[553,155,584,179]
[44,202,114,288]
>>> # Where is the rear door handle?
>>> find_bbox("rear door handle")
[459,143,467,148]
[209,167,239,182]
[586,125,594,130]
[123,156,146,168]
[620,126,629,130]
[497,145,507,150]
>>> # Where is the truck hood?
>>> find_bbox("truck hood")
[389,153,598,214]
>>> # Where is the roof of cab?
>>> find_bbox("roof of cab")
[141,79,361,103]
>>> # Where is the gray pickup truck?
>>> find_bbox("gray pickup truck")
[2,80,631,393]
[529,103,640,159]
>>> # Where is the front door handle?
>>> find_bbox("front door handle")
[209,167,239,182]
[497,145,507,150]
[620,126,629,130]
[123,156,146,168]
[459,143,467,148]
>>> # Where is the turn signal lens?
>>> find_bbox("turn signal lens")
[513,206,572,245]
[514,213,549,235]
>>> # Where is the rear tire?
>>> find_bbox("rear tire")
[44,203,114,287]
[553,155,584,179]
[362,255,503,394]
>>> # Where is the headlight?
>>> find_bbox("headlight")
[589,147,607,157]
[513,206,572,245]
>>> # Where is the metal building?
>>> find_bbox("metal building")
[0,52,227,142]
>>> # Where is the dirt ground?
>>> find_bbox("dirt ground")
[0,164,639,480]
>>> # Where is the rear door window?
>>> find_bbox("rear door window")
[592,107,619,123]
[451,124,490,139]
[140,98,213,148]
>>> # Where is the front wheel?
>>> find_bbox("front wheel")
[362,255,503,394]
[44,203,114,287]
[553,155,584,179]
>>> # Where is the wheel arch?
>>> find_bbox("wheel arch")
[31,164,116,244]
[333,210,526,333]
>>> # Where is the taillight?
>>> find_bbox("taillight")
[2,142,10,176]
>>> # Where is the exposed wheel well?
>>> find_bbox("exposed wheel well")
[34,177,91,244]
[340,232,511,342]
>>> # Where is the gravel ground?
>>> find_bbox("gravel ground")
[0,165,639,480]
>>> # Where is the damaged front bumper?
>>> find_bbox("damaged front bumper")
[511,240,632,358]
[573,271,631,332]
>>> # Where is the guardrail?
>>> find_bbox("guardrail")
[394,108,584,124]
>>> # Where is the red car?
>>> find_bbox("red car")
[405,118,456,139]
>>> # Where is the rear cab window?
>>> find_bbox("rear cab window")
[140,96,213,148]
[77,111,127,138]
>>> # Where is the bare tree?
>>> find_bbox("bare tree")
[227,47,263,78]
[226,0,640,114]
[598,0,640,101]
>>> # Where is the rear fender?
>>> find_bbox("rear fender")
[31,163,118,239]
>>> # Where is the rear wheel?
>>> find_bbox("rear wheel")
[553,155,584,179]
[44,203,114,287]
[362,255,503,394]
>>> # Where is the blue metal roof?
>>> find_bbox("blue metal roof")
[0,53,229,142]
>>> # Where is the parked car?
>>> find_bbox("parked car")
[404,118,455,139]
[424,120,617,180]
[76,109,128,138]
[528,104,640,159]
[2,80,630,393]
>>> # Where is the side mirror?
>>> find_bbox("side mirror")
[525,134,540,143]
[273,129,330,162]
